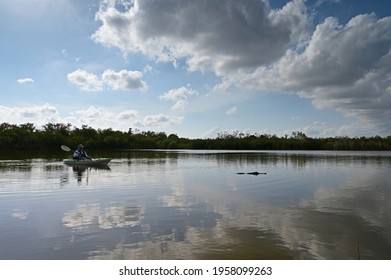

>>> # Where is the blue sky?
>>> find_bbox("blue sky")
[1,0,390,139]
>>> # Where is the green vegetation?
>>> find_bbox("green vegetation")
[1,122,391,151]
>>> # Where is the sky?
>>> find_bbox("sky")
[1,0,391,139]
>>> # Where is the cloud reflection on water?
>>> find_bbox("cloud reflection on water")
[62,203,143,230]
[84,152,391,260]
[1,151,390,259]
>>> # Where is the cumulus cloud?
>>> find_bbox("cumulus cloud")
[91,0,391,135]
[69,106,138,129]
[0,103,184,132]
[17,78,34,84]
[226,12,391,134]
[67,68,147,92]
[159,86,197,111]
[69,107,182,130]
[0,103,61,126]
[71,106,112,122]
[67,69,103,92]
[117,109,139,120]
[140,114,184,127]
[102,69,147,91]
[251,13,391,133]
[92,0,309,75]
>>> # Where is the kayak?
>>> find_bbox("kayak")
[63,158,111,166]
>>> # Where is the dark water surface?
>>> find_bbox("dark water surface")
[1,150,390,260]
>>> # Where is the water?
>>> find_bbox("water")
[1,150,390,260]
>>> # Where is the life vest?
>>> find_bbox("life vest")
[73,149,89,159]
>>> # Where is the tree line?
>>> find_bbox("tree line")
[1,122,391,151]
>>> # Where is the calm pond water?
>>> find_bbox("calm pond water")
[0,150,390,260]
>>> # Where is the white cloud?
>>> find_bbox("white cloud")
[226,107,237,115]
[68,69,147,92]
[92,0,309,75]
[139,114,184,127]
[16,78,34,84]
[69,106,138,130]
[117,110,139,120]
[69,107,183,130]
[0,103,184,132]
[159,86,197,111]
[252,13,391,134]
[67,69,103,92]
[160,87,192,102]
[169,100,187,111]
[72,106,110,121]
[143,65,153,73]
[0,103,60,125]
[102,69,147,91]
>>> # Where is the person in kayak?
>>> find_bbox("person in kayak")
[73,144,91,160]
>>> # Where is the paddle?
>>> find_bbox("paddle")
[61,145,72,152]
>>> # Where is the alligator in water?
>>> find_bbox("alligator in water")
[236,172,267,175]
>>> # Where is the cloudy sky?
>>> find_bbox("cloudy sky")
[1,0,390,138]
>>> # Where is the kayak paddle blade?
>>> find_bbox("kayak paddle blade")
[61,145,72,152]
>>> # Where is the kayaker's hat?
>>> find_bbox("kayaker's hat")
[78,144,84,149]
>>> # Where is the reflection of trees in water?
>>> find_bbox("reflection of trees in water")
[209,152,391,170]
[0,160,33,172]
